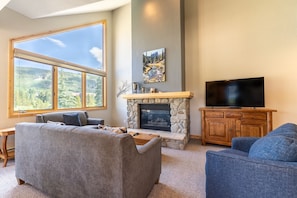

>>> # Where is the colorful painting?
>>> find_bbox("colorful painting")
[143,48,166,83]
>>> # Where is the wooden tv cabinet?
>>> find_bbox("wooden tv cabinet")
[199,108,277,146]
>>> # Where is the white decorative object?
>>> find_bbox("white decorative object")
[116,80,131,97]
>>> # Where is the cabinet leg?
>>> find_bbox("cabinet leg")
[202,140,206,145]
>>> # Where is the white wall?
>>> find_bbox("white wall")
[185,0,297,136]
[111,4,132,127]
[184,0,200,136]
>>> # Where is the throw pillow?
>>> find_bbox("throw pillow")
[47,120,65,125]
[249,135,297,161]
[267,123,297,138]
[98,124,127,134]
[63,113,82,126]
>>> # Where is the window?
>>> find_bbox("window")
[14,58,53,111]
[86,73,103,107]
[9,21,107,117]
[58,68,82,109]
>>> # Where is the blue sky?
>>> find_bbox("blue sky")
[15,24,103,70]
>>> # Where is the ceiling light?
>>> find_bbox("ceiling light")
[0,0,10,10]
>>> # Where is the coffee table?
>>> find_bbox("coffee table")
[128,132,160,145]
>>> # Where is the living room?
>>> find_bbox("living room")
[1,0,297,141]
[1,0,297,197]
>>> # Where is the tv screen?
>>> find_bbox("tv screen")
[206,77,264,107]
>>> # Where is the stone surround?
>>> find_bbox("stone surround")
[122,91,193,149]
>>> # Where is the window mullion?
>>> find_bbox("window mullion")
[82,73,86,108]
[53,66,58,110]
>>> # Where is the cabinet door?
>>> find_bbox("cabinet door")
[205,118,236,146]
[240,119,267,137]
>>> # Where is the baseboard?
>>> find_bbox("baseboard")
[190,135,201,140]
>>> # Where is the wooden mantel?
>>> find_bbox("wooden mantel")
[122,91,193,99]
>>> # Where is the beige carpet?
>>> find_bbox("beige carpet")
[1,140,224,198]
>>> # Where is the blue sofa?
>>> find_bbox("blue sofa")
[205,123,297,198]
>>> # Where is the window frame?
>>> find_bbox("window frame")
[9,20,107,118]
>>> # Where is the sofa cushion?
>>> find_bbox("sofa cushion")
[47,120,65,125]
[63,113,82,126]
[267,123,297,138]
[249,135,297,161]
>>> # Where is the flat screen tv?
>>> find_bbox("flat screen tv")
[206,77,264,108]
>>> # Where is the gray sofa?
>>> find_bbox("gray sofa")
[36,111,104,127]
[15,123,161,198]
[205,123,297,198]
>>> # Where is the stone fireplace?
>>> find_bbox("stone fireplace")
[122,91,193,149]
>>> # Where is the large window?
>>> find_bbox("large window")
[86,73,103,107]
[58,68,82,109]
[14,58,53,111]
[9,21,107,117]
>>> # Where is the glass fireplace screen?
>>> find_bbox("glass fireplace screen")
[139,104,171,131]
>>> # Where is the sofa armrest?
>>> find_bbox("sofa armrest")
[36,114,44,123]
[122,136,161,197]
[136,137,161,154]
[231,137,259,152]
[206,150,297,198]
[87,118,104,125]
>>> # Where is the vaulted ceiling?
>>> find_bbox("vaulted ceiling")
[6,0,130,19]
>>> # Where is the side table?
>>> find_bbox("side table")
[0,127,15,167]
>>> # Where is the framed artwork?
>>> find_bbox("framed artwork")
[143,48,166,83]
